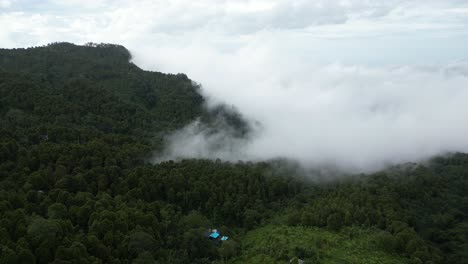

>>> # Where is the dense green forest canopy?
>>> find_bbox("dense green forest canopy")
[0,43,466,264]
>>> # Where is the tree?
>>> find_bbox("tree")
[48,203,67,219]
[27,217,61,248]
[133,251,157,264]
[127,231,159,258]
[326,213,343,231]
[219,240,239,261]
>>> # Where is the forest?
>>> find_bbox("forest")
[0,43,466,264]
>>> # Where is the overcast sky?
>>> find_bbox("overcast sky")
[2,0,468,64]
[2,0,468,171]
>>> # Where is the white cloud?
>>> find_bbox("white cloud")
[49,0,113,8]
[0,0,14,8]
[152,42,468,171]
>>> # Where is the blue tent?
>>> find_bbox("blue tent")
[221,236,229,241]
[209,232,220,239]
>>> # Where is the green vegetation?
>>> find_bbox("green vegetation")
[228,225,409,264]
[0,43,466,263]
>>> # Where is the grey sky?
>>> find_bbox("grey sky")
[1,0,467,63]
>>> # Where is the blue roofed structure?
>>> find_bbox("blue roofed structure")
[206,228,229,243]
[209,231,220,239]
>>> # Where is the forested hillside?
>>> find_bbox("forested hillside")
[0,43,466,264]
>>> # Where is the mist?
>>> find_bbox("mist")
[148,48,468,172]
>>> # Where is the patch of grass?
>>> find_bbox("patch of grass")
[227,225,409,264]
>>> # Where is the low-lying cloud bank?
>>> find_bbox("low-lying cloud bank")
[2,0,468,172]
[155,60,468,172]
